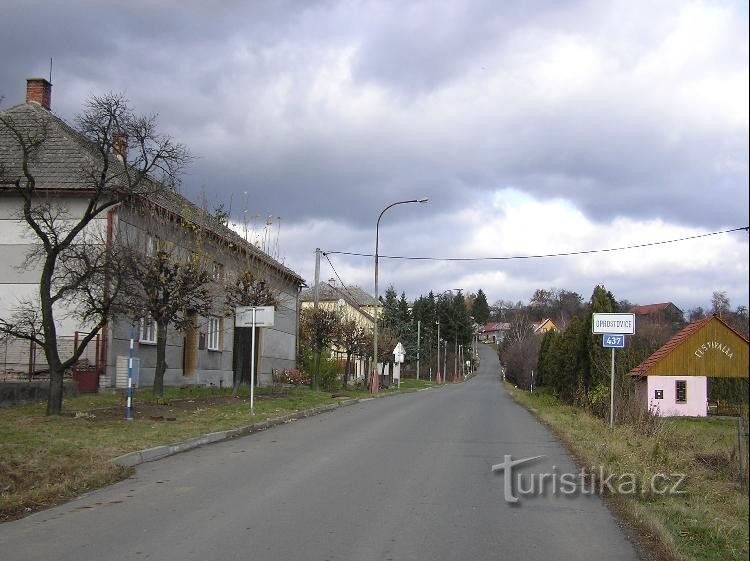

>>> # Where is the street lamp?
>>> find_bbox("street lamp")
[371,198,429,394]
[435,320,441,384]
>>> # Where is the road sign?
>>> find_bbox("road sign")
[393,342,405,364]
[592,313,635,334]
[602,334,625,348]
[235,306,275,327]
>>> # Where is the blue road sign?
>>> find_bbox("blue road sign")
[602,334,625,348]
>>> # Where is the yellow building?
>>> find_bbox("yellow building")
[300,281,381,381]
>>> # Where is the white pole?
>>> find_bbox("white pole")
[251,307,257,415]
[610,347,615,428]
[126,325,134,420]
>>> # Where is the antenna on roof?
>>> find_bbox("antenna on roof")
[49,58,53,83]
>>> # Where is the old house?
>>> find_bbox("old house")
[629,314,749,417]
[478,322,510,343]
[300,281,380,382]
[0,78,304,390]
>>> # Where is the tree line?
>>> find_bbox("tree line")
[497,284,749,417]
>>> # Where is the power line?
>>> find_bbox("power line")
[323,226,748,262]
[322,252,369,308]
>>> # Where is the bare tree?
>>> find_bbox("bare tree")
[300,307,340,391]
[0,93,189,414]
[711,290,731,317]
[333,317,369,387]
[119,243,212,396]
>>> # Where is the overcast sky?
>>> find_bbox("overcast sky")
[2,0,748,313]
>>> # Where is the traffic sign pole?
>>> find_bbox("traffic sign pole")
[610,347,615,428]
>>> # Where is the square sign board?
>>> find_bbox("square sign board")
[235,306,275,328]
[602,334,626,348]
[592,313,635,335]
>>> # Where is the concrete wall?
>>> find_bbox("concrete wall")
[645,375,707,417]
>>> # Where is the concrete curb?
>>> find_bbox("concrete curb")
[111,386,434,468]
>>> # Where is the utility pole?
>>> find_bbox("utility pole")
[313,248,320,311]
[454,338,458,382]
[416,320,421,380]
[435,321,440,383]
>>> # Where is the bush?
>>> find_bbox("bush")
[588,383,610,418]
[300,351,344,390]
[278,369,310,386]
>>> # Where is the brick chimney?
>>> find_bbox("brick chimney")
[26,78,52,110]
[113,132,128,162]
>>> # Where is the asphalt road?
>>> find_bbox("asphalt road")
[0,345,641,561]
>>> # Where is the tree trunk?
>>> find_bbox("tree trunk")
[45,359,65,415]
[153,319,169,396]
[41,258,65,415]
[312,349,321,391]
[343,353,351,388]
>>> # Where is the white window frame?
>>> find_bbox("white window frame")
[207,317,221,351]
[139,317,158,344]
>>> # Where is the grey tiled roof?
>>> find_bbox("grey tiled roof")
[301,283,379,307]
[0,101,304,284]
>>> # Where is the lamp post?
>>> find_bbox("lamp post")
[443,339,447,379]
[371,198,428,394]
[435,320,441,384]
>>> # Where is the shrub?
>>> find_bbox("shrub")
[280,368,310,386]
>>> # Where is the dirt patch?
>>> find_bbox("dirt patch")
[70,393,289,422]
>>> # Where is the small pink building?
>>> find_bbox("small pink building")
[629,315,749,417]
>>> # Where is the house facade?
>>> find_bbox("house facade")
[629,315,749,417]
[478,322,510,343]
[0,78,305,390]
[299,281,380,382]
[532,318,558,334]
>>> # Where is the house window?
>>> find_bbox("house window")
[145,234,159,256]
[207,317,221,351]
[139,317,157,344]
[212,262,224,281]
[675,380,687,403]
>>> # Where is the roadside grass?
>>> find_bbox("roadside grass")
[506,384,749,561]
[0,379,436,522]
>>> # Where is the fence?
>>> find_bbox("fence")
[0,333,101,382]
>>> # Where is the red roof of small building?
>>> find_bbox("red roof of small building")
[630,303,678,315]
[481,322,510,333]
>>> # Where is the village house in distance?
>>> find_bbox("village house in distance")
[0,78,305,391]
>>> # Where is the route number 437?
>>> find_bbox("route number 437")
[603,334,625,348]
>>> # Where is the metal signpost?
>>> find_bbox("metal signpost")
[393,342,405,388]
[235,306,275,415]
[592,313,635,428]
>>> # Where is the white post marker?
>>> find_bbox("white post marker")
[126,325,135,421]
[593,314,634,428]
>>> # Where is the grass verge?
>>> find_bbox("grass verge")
[505,383,748,561]
[1,379,436,522]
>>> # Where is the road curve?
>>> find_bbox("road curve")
[0,344,641,561]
